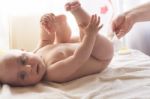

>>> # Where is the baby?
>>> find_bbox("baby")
[0,1,113,86]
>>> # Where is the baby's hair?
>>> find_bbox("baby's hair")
[0,81,2,87]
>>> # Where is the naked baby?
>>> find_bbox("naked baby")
[0,1,113,86]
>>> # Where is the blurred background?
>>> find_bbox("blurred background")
[0,0,150,55]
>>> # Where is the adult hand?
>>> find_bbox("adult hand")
[111,13,135,38]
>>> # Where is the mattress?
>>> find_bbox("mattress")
[1,49,150,99]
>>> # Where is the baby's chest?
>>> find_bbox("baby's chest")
[44,48,74,65]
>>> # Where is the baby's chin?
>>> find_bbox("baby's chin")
[38,56,47,75]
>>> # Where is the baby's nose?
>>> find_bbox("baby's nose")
[24,65,32,73]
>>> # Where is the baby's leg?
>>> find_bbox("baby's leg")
[41,13,72,44]
[54,15,72,43]
[65,1,114,61]
[62,1,114,81]
[65,1,90,40]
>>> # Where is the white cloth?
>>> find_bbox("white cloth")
[0,49,150,99]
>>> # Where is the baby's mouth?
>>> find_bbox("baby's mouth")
[36,64,39,74]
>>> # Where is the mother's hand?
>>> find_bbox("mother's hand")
[111,13,135,38]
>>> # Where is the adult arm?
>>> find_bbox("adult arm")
[112,2,150,38]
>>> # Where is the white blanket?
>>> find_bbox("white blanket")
[1,50,150,99]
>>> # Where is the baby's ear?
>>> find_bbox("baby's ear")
[20,49,28,52]
[20,48,25,51]
[0,81,2,86]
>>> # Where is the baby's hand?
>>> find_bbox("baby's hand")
[40,13,56,34]
[80,14,103,36]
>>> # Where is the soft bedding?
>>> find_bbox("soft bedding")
[1,49,150,99]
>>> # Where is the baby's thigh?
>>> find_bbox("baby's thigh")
[69,57,109,80]
[55,31,71,43]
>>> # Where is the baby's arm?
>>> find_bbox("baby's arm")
[44,15,102,82]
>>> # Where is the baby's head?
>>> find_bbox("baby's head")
[0,49,46,86]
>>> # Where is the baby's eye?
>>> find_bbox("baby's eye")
[19,71,27,80]
[20,55,27,65]
[21,59,26,65]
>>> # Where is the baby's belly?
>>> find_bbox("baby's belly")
[36,43,79,66]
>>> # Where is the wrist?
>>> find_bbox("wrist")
[124,11,137,25]
[84,30,98,37]
[124,7,145,23]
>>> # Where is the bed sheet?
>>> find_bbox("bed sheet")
[1,49,150,99]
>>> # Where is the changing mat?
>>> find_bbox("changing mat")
[1,49,150,99]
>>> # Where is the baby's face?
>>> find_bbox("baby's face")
[0,50,46,86]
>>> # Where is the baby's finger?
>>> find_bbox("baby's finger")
[90,14,97,26]
[90,15,94,24]
[92,14,97,24]
[48,13,56,22]
[40,16,46,23]
[41,17,49,26]
[41,20,47,26]
[87,14,94,28]
[95,16,100,26]
[98,24,103,30]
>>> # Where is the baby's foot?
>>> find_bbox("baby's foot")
[65,1,81,12]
